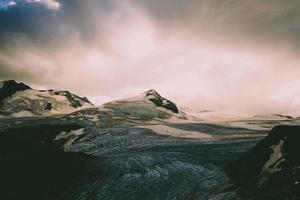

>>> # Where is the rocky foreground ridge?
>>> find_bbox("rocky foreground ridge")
[228,125,300,200]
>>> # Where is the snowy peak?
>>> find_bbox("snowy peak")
[0,80,94,118]
[0,80,32,105]
[144,89,179,114]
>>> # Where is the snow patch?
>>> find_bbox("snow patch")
[227,122,268,131]
[55,128,85,140]
[139,124,212,139]
[263,140,285,173]
[11,111,34,118]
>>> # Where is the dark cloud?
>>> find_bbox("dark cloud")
[0,62,37,81]
[0,0,119,48]
[0,0,120,83]
[0,3,55,44]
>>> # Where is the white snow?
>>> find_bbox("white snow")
[11,111,34,118]
[54,128,85,147]
[13,90,45,100]
[138,124,212,139]
[227,121,269,131]
[182,109,251,122]
[263,140,285,173]
[55,128,85,140]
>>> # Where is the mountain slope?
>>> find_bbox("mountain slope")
[0,80,93,117]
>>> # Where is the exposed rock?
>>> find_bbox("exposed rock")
[0,80,31,105]
[273,114,294,119]
[228,125,300,200]
[145,89,179,113]
[44,103,52,111]
[54,91,93,108]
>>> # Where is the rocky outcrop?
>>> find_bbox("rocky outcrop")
[228,125,300,200]
[0,80,31,105]
[145,89,179,113]
[53,91,93,108]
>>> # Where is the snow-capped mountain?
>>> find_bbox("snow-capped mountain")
[0,80,94,117]
[68,89,184,122]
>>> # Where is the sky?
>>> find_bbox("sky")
[1,0,300,114]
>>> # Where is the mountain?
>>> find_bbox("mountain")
[228,125,300,200]
[68,89,184,122]
[0,80,93,117]
[145,89,179,113]
[0,81,181,121]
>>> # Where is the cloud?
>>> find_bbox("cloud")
[8,1,17,7]
[26,0,60,10]
[134,0,300,49]
[0,0,61,10]
[0,1,17,9]
[1,0,300,114]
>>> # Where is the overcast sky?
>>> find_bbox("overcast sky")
[1,0,300,114]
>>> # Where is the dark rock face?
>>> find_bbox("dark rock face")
[0,80,31,105]
[146,89,179,113]
[228,125,300,200]
[45,103,52,110]
[54,91,93,108]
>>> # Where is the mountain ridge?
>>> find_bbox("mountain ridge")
[0,80,94,117]
[0,80,181,119]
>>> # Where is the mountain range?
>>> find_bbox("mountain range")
[0,80,93,117]
[0,80,300,200]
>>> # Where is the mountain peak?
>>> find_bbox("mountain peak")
[0,80,31,88]
[145,89,160,95]
[144,89,179,114]
[0,80,32,105]
[145,89,162,99]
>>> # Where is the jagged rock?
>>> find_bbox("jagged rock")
[0,80,31,105]
[54,91,93,108]
[145,89,179,113]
